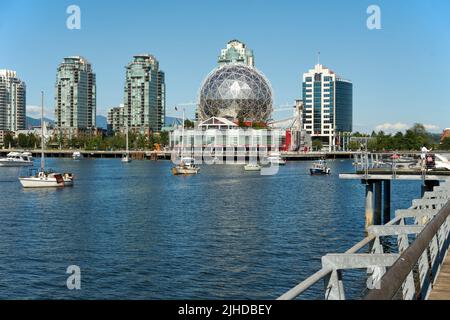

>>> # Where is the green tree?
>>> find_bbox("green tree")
[312,139,323,151]
[184,119,194,128]
[441,137,450,150]
[3,132,16,148]
[348,141,361,151]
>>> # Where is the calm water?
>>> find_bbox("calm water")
[0,158,421,299]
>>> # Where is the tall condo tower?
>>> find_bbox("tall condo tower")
[0,69,26,131]
[123,54,165,134]
[55,56,96,135]
[302,63,352,149]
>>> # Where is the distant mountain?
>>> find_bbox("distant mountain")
[26,116,55,129]
[26,115,108,130]
[26,115,176,130]
[165,116,182,126]
[96,115,107,129]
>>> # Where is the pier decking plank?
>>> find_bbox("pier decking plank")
[429,253,450,300]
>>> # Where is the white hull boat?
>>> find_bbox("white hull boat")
[0,152,33,167]
[172,157,200,175]
[172,165,200,175]
[72,152,83,160]
[19,171,74,188]
[18,91,74,188]
[244,163,262,171]
[267,152,286,165]
[122,153,132,163]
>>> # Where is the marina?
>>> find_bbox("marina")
[0,157,439,299]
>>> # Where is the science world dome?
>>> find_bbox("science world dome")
[198,64,273,122]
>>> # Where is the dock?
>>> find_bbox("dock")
[278,152,450,300]
[0,149,356,161]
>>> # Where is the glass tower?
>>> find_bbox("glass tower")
[55,56,96,134]
[0,70,26,131]
[302,64,352,149]
[123,54,165,133]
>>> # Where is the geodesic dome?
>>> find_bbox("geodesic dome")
[198,64,273,122]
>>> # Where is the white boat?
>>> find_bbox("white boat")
[0,152,34,167]
[172,157,200,175]
[244,163,262,171]
[267,152,286,165]
[20,169,74,188]
[72,151,83,160]
[19,91,74,188]
[122,153,132,163]
[171,107,199,175]
[310,160,331,175]
[122,124,132,163]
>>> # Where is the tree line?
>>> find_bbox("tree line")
[2,131,170,151]
[347,123,450,151]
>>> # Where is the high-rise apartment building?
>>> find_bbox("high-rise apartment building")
[107,104,125,134]
[302,64,352,149]
[218,40,255,67]
[123,54,165,134]
[55,56,96,135]
[0,69,26,131]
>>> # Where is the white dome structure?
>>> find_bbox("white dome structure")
[198,64,273,122]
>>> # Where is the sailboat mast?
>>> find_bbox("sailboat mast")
[126,123,129,152]
[181,108,185,157]
[41,91,44,171]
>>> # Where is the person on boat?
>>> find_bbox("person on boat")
[421,145,432,167]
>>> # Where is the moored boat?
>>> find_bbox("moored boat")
[244,163,262,171]
[19,169,73,188]
[267,152,286,165]
[172,157,200,175]
[72,151,83,160]
[310,160,331,175]
[18,91,74,188]
[0,152,33,167]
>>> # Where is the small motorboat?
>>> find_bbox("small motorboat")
[244,163,262,171]
[0,152,34,167]
[172,157,200,175]
[310,160,331,175]
[267,152,286,165]
[72,151,83,160]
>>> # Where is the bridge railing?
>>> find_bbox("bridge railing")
[278,180,450,300]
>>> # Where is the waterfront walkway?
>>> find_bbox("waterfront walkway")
[428,253,450,300]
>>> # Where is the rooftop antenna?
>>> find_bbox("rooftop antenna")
[317,51,321,65]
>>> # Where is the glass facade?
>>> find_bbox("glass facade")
[124,55,165,133]
[302,64,353,147]
[335,80,353,133]
[0,70,26,131]
[55,56,96,132]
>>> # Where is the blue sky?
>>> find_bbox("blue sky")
[1,0,449,133]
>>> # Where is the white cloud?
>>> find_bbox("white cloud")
[375,122,409,133]
[423,124,440,132]
[374,122,441,133]
[26,105,53,119]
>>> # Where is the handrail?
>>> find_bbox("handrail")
[277,179,450,300]
[364,200,450,300]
